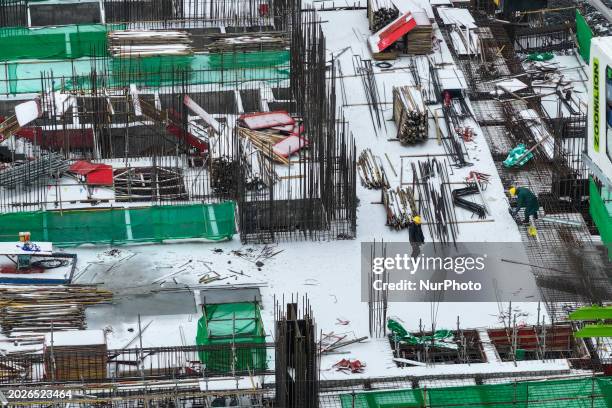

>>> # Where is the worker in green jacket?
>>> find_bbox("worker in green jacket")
[508,186,539,224]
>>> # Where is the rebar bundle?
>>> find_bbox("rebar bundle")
[383,187,417,230]
[0,153,69,188]
[353,56,385,134]
[452,183,487,219]
[393,86,428,144]
[358,149,389,189]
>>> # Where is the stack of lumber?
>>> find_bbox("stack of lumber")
[207,34,288,53]
[383,187,417,230]
[357,149,389,189]
[44,330,107,381]
[368,0,399,31]
[0,285,113,336]
[405,11,432,55]
[238,128,290,165]
[393,86,428,144]
[108,30,193,57]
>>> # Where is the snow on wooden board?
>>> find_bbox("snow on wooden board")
[0,242,52,255]
[239,111,294,130]
[44,329,106,347]
[184,94,222,134]
[437,7,476,29]
[14,100,41,127]
[273,135,308,158]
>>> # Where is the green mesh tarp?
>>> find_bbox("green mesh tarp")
[589,177,612,260]
[339,389,424,408]
[339,377,612,408]
[0,24,118,61]
[576,10,593,64]
[0,50,290,94]
[0,201,236,246]
[196,302,266,372]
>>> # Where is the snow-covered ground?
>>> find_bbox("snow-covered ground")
[1,1,596,383]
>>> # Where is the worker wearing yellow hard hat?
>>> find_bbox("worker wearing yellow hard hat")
[508,185,539,237]
[409,214,425,257]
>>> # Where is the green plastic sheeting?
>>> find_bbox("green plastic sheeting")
[0,50,290,94]
[196,302,267,373]
[575,324,612,338]
[0,202,236,246]
[0,24,121,61]
[339,389,424,408]
[576,10,593,64]
[527,52,554,62]
[388,319,456,350]
[504,144,533,168]
[569,305,612,321]
[339,377,612,408]
[589,178,612,260]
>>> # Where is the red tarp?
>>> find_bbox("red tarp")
[368,12,417,53]
[69,161,113,186]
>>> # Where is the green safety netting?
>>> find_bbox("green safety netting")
[388,319,456,349]
[589,178,612,260]
[196,302,267,372]
[339,377,612,408]
[576,10,593,64]
[0,50,290,94]
[339,389,425,408]
[0,24,122,61]
[0,201,236,246]
[503,143,533,168]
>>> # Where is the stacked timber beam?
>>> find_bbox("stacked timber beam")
[405,11,433,55]
[393,86,428,144]
[358,149,389,189]
[0,285,112,337]
[383,187,417,229]
[108,30,193,57]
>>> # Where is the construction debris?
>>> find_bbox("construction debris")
[333,358,366,373]
[393,86,428,144]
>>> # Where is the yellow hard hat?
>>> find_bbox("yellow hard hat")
[508,187,517,197]
[413,215,422,225]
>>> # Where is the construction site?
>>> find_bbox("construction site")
[0,0,610,406]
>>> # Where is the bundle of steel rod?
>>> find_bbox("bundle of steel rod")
[382,187,417,230]
[238,128,290,164]
[452,184,487,219]
[0,285,113,335]
[0,153,69,188]
[352,56,385,135]
[207,34,289,53]
[393,86,428,144]
[113,166,188,202]
[108,30,193,57]
[411,159,459,244]
[210,156,239,197]
[358,149,389,189]
[368,0,398,31]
